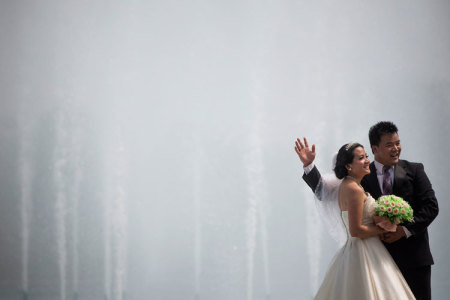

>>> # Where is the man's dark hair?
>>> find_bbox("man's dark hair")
[368,121,398,147]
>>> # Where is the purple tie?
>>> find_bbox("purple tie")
[382,166,392,195]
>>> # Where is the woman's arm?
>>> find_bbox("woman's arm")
[346,183,385,239]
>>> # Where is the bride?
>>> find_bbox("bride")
[295,140,415,300]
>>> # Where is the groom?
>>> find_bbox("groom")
[295,121,438,300]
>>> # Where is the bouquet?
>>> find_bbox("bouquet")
[375,195,414,232]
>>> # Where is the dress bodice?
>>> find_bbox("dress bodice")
[341,194,378,234]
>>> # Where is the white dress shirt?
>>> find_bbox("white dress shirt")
[373,160,394,194]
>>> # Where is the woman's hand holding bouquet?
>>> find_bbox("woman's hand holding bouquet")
[374,195,414,232]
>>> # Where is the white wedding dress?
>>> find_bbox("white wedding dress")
[314,194,415,300]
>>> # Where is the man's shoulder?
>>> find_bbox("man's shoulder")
[397,159,424,172]
[397,159,422,166]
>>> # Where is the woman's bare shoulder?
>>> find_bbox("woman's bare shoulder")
[340,180,365,198]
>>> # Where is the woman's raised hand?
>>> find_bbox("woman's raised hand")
[295,137,316,167]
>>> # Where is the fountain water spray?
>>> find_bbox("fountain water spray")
[193,142,203,299]
[19,112,32,300]
[69,117,83,300]
[245,109,271,300]
[54,111,69,300]
[305,189,322,294]
[258,199,271,300]
[245,171,258,300]
[103,178,112,300]
[304,116,343,296]
[108,125,128,300]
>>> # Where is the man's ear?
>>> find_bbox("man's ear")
[371,145,377,155]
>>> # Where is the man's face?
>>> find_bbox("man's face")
[371,133,401,166]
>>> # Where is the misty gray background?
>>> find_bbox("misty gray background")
[1,0,449,299]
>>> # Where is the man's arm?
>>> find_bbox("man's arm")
[404,163,439,236]
[302,165,322,194]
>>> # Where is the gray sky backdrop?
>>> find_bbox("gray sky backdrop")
[0,1,449,299]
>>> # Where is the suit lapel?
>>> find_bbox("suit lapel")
[362,162,382,199]
[393,160,407,196]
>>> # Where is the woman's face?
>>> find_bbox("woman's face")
[348,146,370,178]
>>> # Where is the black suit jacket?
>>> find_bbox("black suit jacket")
[303,159,439,269]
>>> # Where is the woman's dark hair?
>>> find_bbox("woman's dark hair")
[368,121,398,147]
[334,142,364,179]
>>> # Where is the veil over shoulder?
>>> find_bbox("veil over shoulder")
[314,154,347,245]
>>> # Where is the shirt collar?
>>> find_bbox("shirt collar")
[374,160,395,175]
